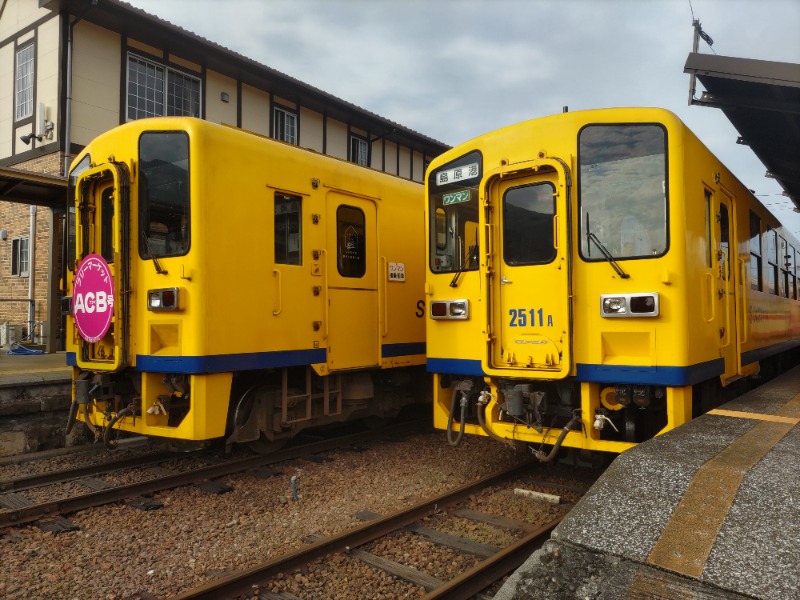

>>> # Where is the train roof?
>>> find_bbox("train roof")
[684,53,800,211]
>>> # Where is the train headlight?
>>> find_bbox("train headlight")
[601,293,659,318]
[430,299,469,320]
[147,287,181,311]
[602,297,627,314]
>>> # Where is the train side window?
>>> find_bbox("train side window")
[749,212,762,291]
[789,244,797,300]
[503,182,556,265]
[794,247,799,300]
[336,205,366,278]
[274,193,302,265]
[767,228,778,295]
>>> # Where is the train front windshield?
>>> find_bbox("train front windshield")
[578,124,668,260]
[139,132,191,258]
[428,151,483,274]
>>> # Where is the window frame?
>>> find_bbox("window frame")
[11,237,30,277]
[350,134,369,166]
[274,193,302,266]
[577,123,669,261]
[273,105,298,144]
[15,42,35,122]
[126,52,201,121]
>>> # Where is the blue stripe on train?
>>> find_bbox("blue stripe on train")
[575,359,725,386]
[426,357,726,385]
[70,343,425,374]
[382,342,426,358]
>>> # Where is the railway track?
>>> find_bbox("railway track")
[0,421,426,529]
[172,462,589,600]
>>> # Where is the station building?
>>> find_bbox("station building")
[0,0,448,352]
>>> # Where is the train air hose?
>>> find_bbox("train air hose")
[103,406,134,450]
[446,389,467,447]
[477,391,514,446]
[532,410,581,463]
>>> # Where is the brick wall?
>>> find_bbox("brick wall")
[0,150,65,344]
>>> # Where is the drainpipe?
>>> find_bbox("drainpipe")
[63,0,98,175]
[28,205,36,337]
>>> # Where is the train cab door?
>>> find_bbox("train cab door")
[714,191,738,384]
[324,192,379,371]
[73,163,131,371]
[486,161,572,378]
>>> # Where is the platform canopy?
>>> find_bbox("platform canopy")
[684,53,800,210]
[0,166,67,210]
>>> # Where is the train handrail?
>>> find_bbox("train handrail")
[273,269,282,316]
[739,258,749,344]
[320,249,329,340]
[380,256,388,336]
[704,272,715,322]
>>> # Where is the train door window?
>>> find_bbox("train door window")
[503,183,556,265]
[749,212,762,291]
[718,203,729,280]
[790,244,797,300]
[100,187,115,264]
[704,190,713,268]
[139,132,190,259]
[275,193,302,265]
[578,124,667,260]
[767,228,778,295]
[336,205,366,278]
[794,247,800,300]
[273,105,297,145]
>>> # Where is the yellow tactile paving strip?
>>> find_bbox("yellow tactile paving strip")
[647,393,800,578]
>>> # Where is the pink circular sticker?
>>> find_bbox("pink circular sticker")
[73,254,115,343]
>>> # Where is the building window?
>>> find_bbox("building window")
[11,237,30,277]
[15,43,34,121]
[273,106,297,144]
[350,135,369,166]
[127,54,200,121]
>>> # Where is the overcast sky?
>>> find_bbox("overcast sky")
[125,0,800,233]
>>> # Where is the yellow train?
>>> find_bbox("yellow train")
[64,117,427,450]
[426,107,800,458]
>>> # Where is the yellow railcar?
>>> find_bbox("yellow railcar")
[64,117,427,450]
[426,107,800,458]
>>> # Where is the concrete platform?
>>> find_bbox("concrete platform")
[0,349,71,386]
[0,350,75,456]
[494,366,800,600]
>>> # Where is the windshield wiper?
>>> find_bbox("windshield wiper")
[449,244,479,288]
[140,230,168,275]
[588,232,629,279]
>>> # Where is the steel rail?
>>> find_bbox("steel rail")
[0,421,427,528]
[422,514,564,599]
[172,461,535,600]
[0,450,178,492]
